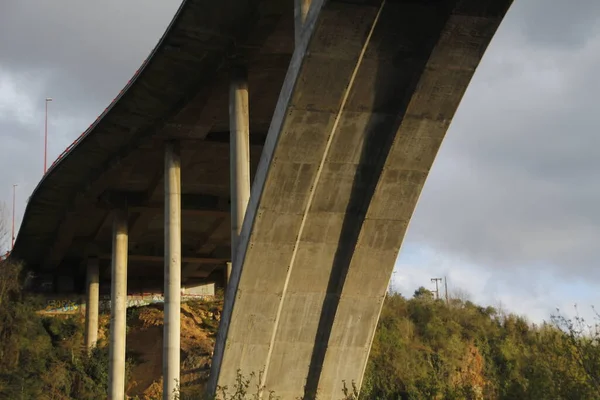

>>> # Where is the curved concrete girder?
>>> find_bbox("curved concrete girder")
[211,0,512,398]
[210,0,379,393]
[311,2,513,399]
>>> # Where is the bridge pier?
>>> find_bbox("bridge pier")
[294,0,312,45]
[163,141,182,400]
[84,256,99,352]
[229,66,250,275]
[225,261,232,286]
[108,207,128,400]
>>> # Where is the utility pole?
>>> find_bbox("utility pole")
[388,270,398,295]
[11,184,17,249]
[431,277,442,300]
[444,276,449,305]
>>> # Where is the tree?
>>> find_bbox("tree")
[0,201,8,255]
[551,308,600,396]
[413,286,434,300]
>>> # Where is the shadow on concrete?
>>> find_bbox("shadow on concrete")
[302,1,457,398]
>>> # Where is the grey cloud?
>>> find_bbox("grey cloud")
[0,0,183,119]
[407,0,600,278]
[2,0,600,288]
[507,0,600,48]
[0,0,182,239]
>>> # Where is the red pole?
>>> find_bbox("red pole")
[44,100,48,173]
[44,98,52,174]
[11,184,16,249]
[44,99,48,175]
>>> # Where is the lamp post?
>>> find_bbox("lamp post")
[11,184,17,249]
[44,98,53,174]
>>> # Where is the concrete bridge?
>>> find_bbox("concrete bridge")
[10,0,513,398]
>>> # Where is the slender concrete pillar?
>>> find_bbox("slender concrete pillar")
[163,141,182,400]
[84,256,100,352]
[225,261,232,286]
[294,0,312,46]
[108,208,128,400]
[229,66,250,270]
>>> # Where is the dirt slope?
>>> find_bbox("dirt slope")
[100,299,222,399]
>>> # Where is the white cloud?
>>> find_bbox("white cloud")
[393,243,599,324]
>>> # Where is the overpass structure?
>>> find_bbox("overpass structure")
[10,0,512,399]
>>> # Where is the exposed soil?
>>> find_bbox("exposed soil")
[97,299,222,399]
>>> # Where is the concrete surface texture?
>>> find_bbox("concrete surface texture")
[84,257,100,351]
[163,142,182,399]
[229,67,251,268]
[108,208,128,400]
[211,0,512,399]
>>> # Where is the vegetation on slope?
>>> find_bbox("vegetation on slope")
[0,260,221,399]
[362,289,600,399]
[1,258,599,399]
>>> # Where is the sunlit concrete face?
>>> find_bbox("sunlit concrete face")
[163,141,182,400]
[108,208,128,400]
[84,256,99,351]
[212,0,512,399]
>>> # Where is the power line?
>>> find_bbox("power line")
[430,277,442,300]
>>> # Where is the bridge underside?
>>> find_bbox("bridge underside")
[12,0,296,295]
[211,0,511,399]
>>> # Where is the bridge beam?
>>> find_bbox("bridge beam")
[163,141,182,400]
[229,66,250,277]
[108,207,128,400]
[84,256,100,352]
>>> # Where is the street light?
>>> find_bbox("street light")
[44,97,53,174]
[11,184,17,249]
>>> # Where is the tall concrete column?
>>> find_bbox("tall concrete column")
[225,261,232,286]
[229,66,250,270]
[84,256,100,352]
[163,141,181,400]
[108,207,128,400]
[294,0,312,46]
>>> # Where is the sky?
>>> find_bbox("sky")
[1,0,600,323]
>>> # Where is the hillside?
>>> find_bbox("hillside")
[0,261,599,399]
[363,290,600,399]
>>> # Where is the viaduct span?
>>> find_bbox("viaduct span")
[10,0,512,399]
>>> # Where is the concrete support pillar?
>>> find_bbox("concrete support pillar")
[163,141,182,400]
[108,208,128,400]
[225,261,232,286]
[294,0,312,46]
[229,66,250,270]
[84,256,100,352]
